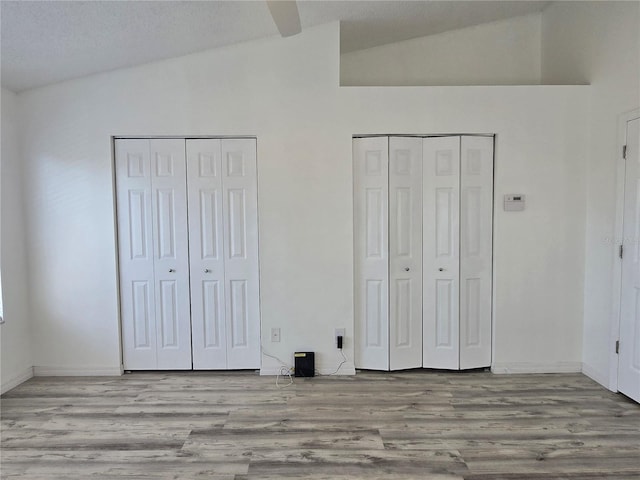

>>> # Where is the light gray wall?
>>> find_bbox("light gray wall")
[16,23,590,377]
[1,87,33,393]
[341,14,543,86]
[542,1,640,387]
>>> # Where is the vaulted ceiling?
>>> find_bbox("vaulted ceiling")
[1,1,550,92]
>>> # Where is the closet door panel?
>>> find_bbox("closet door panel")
[354,137,390,370]
[221,139,260,369]
[423,137,460,369]
[459,136,493,369]
[389,137,423,370]
[150,139,192,370]
[116,140,158,370]
[187,139,227,369]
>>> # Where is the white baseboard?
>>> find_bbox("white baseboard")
[491,361,582,374]
[260,366,356,376]
[581,362,609,389]
[33,365,124,376]
[1,366,34,394]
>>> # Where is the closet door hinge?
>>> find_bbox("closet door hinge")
[619,244,624,259]
[616,340,620,354]
[623,145,627,159]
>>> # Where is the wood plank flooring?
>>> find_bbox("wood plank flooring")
[1,370,639,479]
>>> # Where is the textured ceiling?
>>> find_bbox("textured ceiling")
[1,1,550,92]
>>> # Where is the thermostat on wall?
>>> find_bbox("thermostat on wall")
[504,194,525,211]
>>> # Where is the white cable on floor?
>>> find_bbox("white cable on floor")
[261,346,294,388]
[327,348,347,375]
[276,365,294,388]
[262,345,349,382]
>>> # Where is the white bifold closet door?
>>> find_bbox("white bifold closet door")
[354,136,423,371]
[186,139,260,370]
[423,136,493,370]
[355,135,493,371]
[388,137,423,370]
[354,137,390,370]
[116,139,192,370]
[619,116,640,403]
[117,137,260,371]
[422,136,461,369]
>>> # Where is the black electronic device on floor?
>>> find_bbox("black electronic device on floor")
[294,352,315,377]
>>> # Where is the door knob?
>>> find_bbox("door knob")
[169,269,175,273]
[439,268,445,272]
[404,267,410,272]
[204,269,211,273]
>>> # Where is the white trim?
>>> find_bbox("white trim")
[609,108,640,392]
[490,135,498,370]
[260,366,356,376]
[1,366,34,394]
[491,362,582,374]
[582,362,609,387]
[33,365,124,376]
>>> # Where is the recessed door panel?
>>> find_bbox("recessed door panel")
[127,153,145,178]
[199,190,220,259]
[395,279,412,347]
[228,189,247,259]
[354,137,390,370]
[459,136,493,369]
[395,188,412,257]
[156,189,176,259]
[187,139,227,369]
[132,281,152,349]
[221,139,260,369]
[150,139,192,370]
[365,279,384,347]
[435,279,453,347]
[366,189,384,258]
[620,117,640,403]
[128,190,148,260]
[202,280,222,348]
[116,139,158,370]
[159,280,178,348]
[230,280,248,347]
[463,187,482,257]
[389,137,423,371]
[435,188,454,257]
[463,277,481,346]
[423,136,460,369]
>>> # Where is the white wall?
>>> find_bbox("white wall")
[17,22,589,377]
[542,1,640,387]
[341,14,542,86]
[1,87,33,393]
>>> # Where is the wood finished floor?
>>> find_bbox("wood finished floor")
[1,370,639,479]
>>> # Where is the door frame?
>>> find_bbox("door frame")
[111,135,262,371]
[609,108,640,392]
[351,133,495,371]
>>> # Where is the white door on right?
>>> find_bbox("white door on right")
[422,136,460,369]
[389,137,423,370]
[186,138,261,370]
[220,139,261,370]
[354,137,390,371]
[620,116,640,403]
[459,136,493,369]
[187,139,227,370]
[116,139,192,371]
[423,136,493,370]
[116,139,158,370]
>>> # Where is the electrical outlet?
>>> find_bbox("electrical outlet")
[335,328,345,346]
[271,327,281,342]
